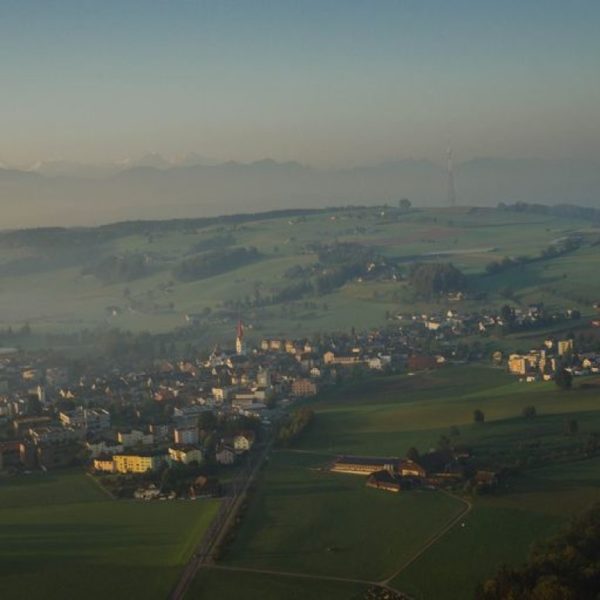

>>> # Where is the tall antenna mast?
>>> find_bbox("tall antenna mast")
[447,146,456,207]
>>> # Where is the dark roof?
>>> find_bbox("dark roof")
[335,455,399,466]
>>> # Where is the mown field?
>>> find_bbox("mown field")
[0,470,219,600]
[221,450,464,581]
[190,366,600,599]
[1,206,599,343]
[187,569,367,600]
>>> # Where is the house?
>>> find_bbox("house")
[558,339,574,356]
[368,356,391,371]
[323,352,363,366]
[60,408,110,432]
[399,459,427,478]
[113,451,165,474]
[86,439,124,458]
[508,354,527,375]
[215,445,236,465]
[29,426,82,445]
[291,378,318,397]
[366,470,407,493]
[233,431,256,453]
[13,415,51,435]
[168,445,203,465]
[330,455,399,476]
[93,455,116,473]
[173,426,199,445]
[117,429,154,448]
[212,386,234,402]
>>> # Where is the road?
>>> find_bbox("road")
[168,441,272,600]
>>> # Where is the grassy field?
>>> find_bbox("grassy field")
[191,366,600,599]
[187,569,367,600]
[0,470,220,600]
[221,450,465,581]
[1,206,599,341]
[392,457,600,599]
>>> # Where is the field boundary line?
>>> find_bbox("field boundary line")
[85,472,117,500]
[379,490,472,587]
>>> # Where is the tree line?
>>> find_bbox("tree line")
[276,408,315,446]
[173,247,259,282]
[477,502,600,599]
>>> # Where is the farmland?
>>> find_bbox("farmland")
[1,205,599,347]
[187,366,600,599]
[0,470,219,600]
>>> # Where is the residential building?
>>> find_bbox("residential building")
[173,427,199,445]
[168,445,203,465]
[113,452,164,474]
[233,431,256,453]
[291,378,318,397]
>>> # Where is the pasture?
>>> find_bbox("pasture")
[193,366,600,598]
[187,569,367,600]
[1,205,599,343]
[220,450,465,581]
[0,470,220,600]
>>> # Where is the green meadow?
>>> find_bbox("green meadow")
[187,569,367,600]
[1,206,599,343]
[190,366,600,599]
[221,451,465,581]
[0,470,219,600]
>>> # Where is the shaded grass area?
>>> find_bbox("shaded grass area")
[187,568,367,600]
[392,457,600,599]
[0,470,220,600]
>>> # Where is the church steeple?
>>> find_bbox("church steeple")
[235,318,245,355]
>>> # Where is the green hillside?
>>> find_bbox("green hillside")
[1,205,599,345]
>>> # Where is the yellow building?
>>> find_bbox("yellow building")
[113,453,163,474]
[93,457,115,473]
[508,354,527,375]
[558,339,574,356]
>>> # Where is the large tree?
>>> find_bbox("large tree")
[555,368,573,390]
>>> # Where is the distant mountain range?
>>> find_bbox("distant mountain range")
[1,156,599,229]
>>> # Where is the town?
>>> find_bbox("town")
[2,296,599,502]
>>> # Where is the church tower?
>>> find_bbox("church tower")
[235,318,245,355]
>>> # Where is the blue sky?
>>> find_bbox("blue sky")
[1,0,599,166]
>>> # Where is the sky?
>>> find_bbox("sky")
[1,0,599,168]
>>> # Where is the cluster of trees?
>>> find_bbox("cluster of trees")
[408,262,467,296]
[315,262,365,294]
[486,237,582,276]
[485,255,529,275]
[188,233,235,254]
[498,201,600,223]
[281,242,384,298]
[83,254,149,283]
[497,303,580,334]
[555,368,573,390]
[476,502,600,599]
[276,408,315,446]
[173,246,259,281]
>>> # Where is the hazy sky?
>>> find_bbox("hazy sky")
[1,0,599,167]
